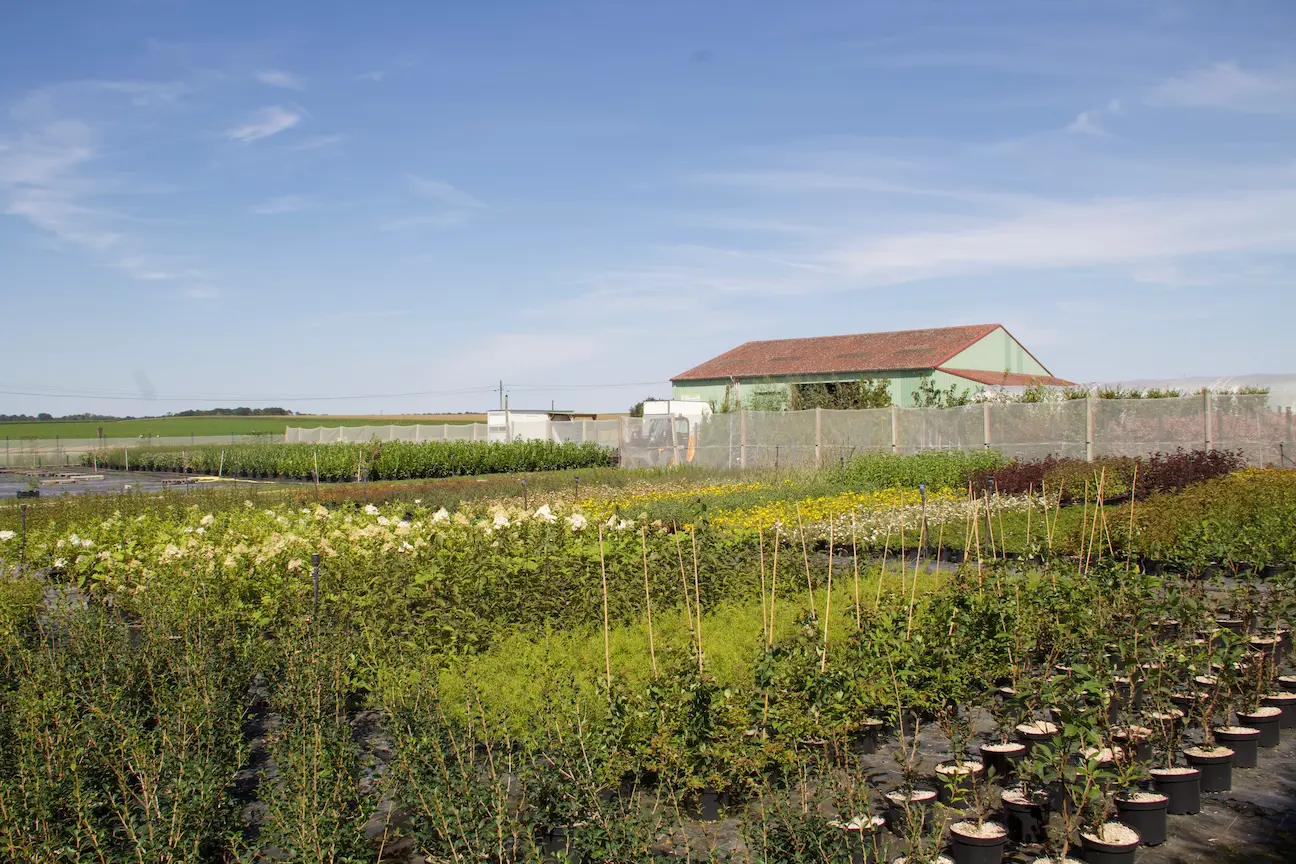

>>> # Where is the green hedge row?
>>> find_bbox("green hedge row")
[842,449,1004,490]
[85,440,616,481]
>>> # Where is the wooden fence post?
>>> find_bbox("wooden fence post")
[814,407,822,469]
[1085,396,1095,463]
[1203,390,1213,452]
[983,402,992,451]
[740,410,748,468]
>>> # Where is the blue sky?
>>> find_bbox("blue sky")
[2,0,1295,416]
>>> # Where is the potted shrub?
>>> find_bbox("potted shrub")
[885,716,937,835]
[979,689,1027,784]
[1235,647,1283,748]
[947,765,1006,864]
[1069,744,1150,861]
[934,705,984,806]
[1183,645,1236,793]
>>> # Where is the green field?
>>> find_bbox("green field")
[0,414,485,440]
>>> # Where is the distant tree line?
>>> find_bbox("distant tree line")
[0,407,294,422]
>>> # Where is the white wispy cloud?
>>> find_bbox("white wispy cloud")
[378,212,467,232]
[1065,110,1109,136]
[226,106,302,142]
[1146,62,1296,114]
[407,175,486,208]
[255,69,303,90]
[184,286,219,300]
[286,133,343,152]
[250,194,316,214]
[828,189,1296,287]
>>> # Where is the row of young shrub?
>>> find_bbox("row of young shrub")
[83,440,616,481]
[841,450,1004,491]
[971,448,1244,501]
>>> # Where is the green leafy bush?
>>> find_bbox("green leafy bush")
[842,450,1003,491]
[85,439,616,481]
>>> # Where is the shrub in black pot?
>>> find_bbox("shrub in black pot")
[948,820,1007,864]
[1000,786,1049,845]
[1261,692,1296,729]
[1149,767,1200,814]
[1213,726,1260,768]
[1183,745,1233,793]
[1078,822,1141,864]
[1114,790,1167,846]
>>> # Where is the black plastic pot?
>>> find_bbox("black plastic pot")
[1215,727,1260,768]
[1184,748,1233,792]
[541,826,578,861]
[936,762,983,805]
[695,788,727,822]
[1112,731,1152,764]
[15,489,40,499]
[1280,675,1296,694]
[1238,709,1282,747]
[1016,722,1058,756]
[885,790,935,835]
[1115,793,1167,846]
[852,722,884,755]
[1001,794,1050,845]
[1261,693,1296,729]
[979,743,1026,784]
[1080,827,1140,864]
[1151,768,1201,815]
[948,823,1007,864]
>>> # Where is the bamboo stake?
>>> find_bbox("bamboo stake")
[691,529,704,672]
[641,525,657,677]
[1026,483,1033,550]
[673,530,694,640]
[758,528,769,647]
[1080,479,1091,569]
[1126,463,1138,574]
[973,501,984,589]
[598,523,611,691]
[875,505,893,610]
[933,519,946,592]
[905,515,926,640]
[851,514,861,631]
[769,526,780,646]
[997,490,1007,556]
[821,517,834,672]
[1051,480,1065,551]
[964,481,974,553]
[984,491,997,559]
[796,503,816,618]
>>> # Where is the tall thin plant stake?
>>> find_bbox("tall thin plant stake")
[769,525,780,646]
[691,529,704,672]
[796,503,816,619]
[875,506,893,610]
[758,528,769,647]
[821,517,834,671]
[1080,479,1091,569]
[641,525,657,676]
[673,530,694,640]
[905,514,926,640]
[851,514,861,631]
[1126,463,1138,574]
[598,523,612,691]
[1026,483,1033,549]
[1051,480,1065,548]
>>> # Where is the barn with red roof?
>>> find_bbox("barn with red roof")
[670,324,1073,409]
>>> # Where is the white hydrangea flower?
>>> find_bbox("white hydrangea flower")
[414,498,423,504]
[200,514,215,527]
[363,504,381,516]
[377,516,392,527]
[397,520,411,529]
[534,504,556,523]
[567,513,587,531]
[493,512,510,529]
[54,557,68,569]
[69,534,81,546]
[432,508,450,523]
[183,527,194,534]
[81,538,94,548]
[0,530,15,541]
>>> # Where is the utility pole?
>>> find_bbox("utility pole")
[499,380,504,411]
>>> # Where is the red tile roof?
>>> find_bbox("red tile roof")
[672,324,1005,381]
[938,367,1075,388]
